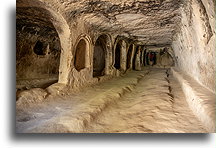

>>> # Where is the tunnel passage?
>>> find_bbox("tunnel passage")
[93,35,107,77]
[126,44,133,69]
[114,41,121,70]
[15,0,215,134]
[144,47,174,67]
[74,39,88,72]
[147,51,157,66]
[16,7,61,89]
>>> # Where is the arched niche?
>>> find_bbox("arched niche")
[114,41,122,70]
[93,34,112,77]
[133,46,140,70]
[113,39,127,71]
[74,36,91,72]
[143,48,147,66]
[140,47,145,66]
[17,0,72,84]
[16,3,63,90]
[126,44,134,69]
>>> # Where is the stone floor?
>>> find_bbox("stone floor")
[16,68,206,133]
[16,76,58,90]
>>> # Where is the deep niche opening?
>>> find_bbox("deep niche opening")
[93,35,106,77]
[114,41,121,69]
[126,44,133,69]
[33,40,47,55]
[16,7,61,90]
[74,39,87,71]
[132,46,139,70]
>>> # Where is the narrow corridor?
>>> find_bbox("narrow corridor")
[85,69,206,133]
[16,0,215,134]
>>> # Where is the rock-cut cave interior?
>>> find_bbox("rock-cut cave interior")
[16,0,215,133]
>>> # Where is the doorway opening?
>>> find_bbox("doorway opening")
[74,39,87,72]
[114,41,121,69]
[93,35,106,77]
[126,44,133,69]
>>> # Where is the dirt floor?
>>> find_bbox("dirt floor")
[16,68,206,133]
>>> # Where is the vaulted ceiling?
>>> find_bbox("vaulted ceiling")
[17,0,183,45]
[63,0,183,45]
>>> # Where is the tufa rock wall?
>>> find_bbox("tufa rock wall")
[172,0,215,92]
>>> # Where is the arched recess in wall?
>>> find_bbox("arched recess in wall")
[143,48,147,66]
[17,0,72,84]
[16,1,70,90]
[74,39,89,71]
[114,41,122,70]
[132,46,139,70]
[140,47,144,66]
[126,44,133,69]
[93,34,112,77]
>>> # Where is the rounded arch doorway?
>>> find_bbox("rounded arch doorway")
[74,39,88,72]
[126,44,133,69]
[93,35,109,77]
[114,41,122,70]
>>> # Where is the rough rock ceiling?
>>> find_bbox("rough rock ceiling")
[61,0,183,45]
[17,0,183,45]
[16,7,58,37]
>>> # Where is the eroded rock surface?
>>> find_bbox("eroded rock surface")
[16,68,206,133]
[58,0,182,45]
[85,69,206,133]
[16,0,215,133]
[16,88,48,108]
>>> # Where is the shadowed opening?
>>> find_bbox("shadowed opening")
[74,39,87,71]
[93,35,107,77]
[114,42,121,69]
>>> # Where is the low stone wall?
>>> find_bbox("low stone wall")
[171,67,215,133]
